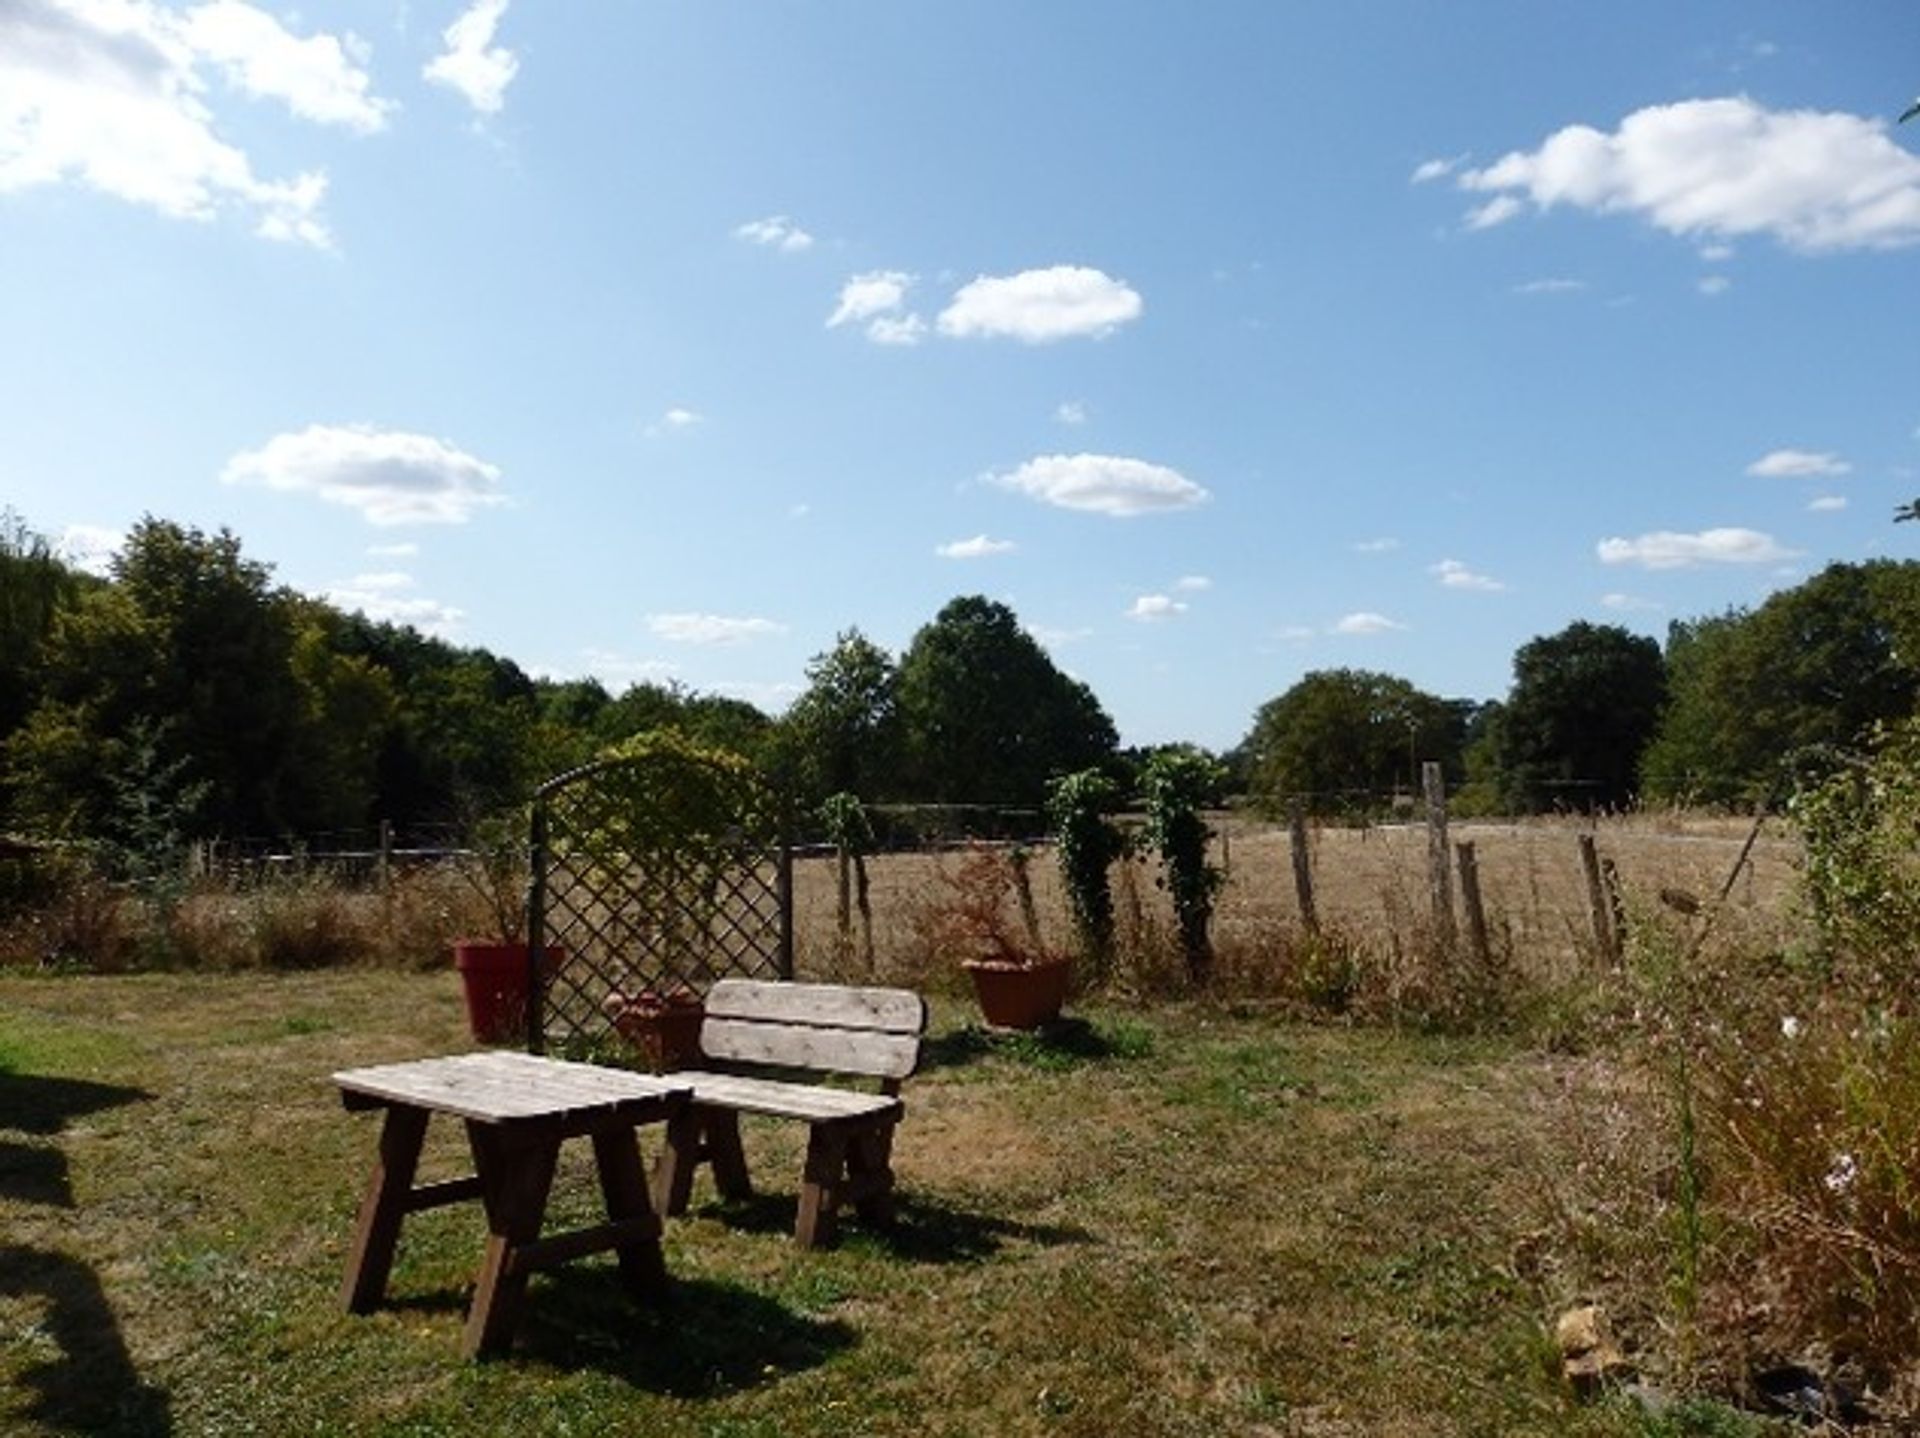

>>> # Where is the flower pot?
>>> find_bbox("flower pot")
[963,957,1071,1030]
[607,995,706,1073]
[453,941,562,1045]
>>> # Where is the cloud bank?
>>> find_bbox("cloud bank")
[222,423,506,525]
[990,453,1208,518]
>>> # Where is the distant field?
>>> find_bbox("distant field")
[788,812,1802,992]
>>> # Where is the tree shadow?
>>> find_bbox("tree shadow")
[687,1191,1091,1265]
[0,1246,172,1436]
[0,1139,76,1208]
[383,1271,852,1393]
[0,1071,151,1138]
[918,1016,1148,1074]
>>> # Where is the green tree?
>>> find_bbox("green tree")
[7,519,304,840]
[781,628,899,801]
[1494,622,1665,811]
[895,597,1118,807]
[1642,561,1920,805]
[1242,668,1465,816]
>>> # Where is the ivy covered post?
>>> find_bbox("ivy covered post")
[1046,768,1127,984]
[1141,749,1226,986]
[819,791,876,971]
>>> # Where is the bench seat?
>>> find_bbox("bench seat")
[670,1070,902,1125]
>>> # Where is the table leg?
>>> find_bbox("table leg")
[463,1123,559,1359]
[341,1105,429,1314]
[591,1128,667,1297]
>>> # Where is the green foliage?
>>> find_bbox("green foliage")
[895,596,1118,806]
[1643,561,1920,805]
[817,790,874,855]
[1046,767,1127,977]
[1242,668,1469,816]
[1789,718,1920,978]
[1494,621,1665,812]
[1141,747,1226,983]
[0,510,91,760]
[783,628,899,802]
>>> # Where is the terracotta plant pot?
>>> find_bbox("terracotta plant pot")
[453,941,563,1045]
[606,992,706,1073]
[963,957,1071,1030]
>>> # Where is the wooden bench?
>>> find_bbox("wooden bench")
[650,978,928,1248]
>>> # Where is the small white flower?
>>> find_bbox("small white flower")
[1781,1015,1802,1039]
[1825,1153,1859,1194]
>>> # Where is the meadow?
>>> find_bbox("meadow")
[2,813,1904,1435]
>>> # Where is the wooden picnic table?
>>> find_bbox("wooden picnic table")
[332,1050,690,1357]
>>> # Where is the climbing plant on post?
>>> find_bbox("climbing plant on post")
[1141,749,1226,985]
[818,790,875,971]
[1046,768,1127,983]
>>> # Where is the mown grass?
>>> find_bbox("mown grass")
[0,969,1786,1437]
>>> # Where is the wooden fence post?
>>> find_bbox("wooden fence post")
[1578,832,1620,965]
[1288,806,1318,935]
[1423,762,1454,946]
[377,818,393,892]
[1455,839,1491,969]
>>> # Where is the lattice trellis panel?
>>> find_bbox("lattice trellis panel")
[527,753,791,1055]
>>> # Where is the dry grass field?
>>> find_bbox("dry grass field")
[787,812,1802,1001]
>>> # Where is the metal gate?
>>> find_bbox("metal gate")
[526,749,791,1055]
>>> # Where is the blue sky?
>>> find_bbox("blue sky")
[4,2,1919,750]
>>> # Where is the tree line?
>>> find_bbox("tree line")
[5,511,1917,861]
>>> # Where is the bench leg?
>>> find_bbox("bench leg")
[848,1121,898,1225]
[795,1125,850,1249]
[464,1124,560,1359]
[592,1128,667,1298]
[341,1105,429,1314]
[652,1108,753,1218]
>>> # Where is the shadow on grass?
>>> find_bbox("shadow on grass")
[688,1191,1091,1265]
[0,1071,151,1138]
[919,1016,1151,1074]
[0,1246,173,1435]
[391,1273,854,1395]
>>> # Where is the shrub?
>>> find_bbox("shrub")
[1046,769,1127,983]
[1140,750,1226,985]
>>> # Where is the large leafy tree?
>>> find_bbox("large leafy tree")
[1241,668,1467,815]
[1641,561,1920,804]
[894,597,1117,807]
[1494,621,1665,811]
[781,628,900,801]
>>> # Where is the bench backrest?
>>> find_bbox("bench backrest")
[700,979,927,1087]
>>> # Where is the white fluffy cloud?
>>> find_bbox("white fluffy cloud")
[733,214,813,252]
[1513,277,1586,295]
[1055,401,1088,426]
[366,541,418,557]
[827,270,913,327]
[423,0,516,115]
[1127,594,1187,621]
[1596,527,1796,569]
[1808,495,1849,513]
[1600,592,1662,612]
[1334,612,1407,635]
[1698,274,1732,296]
[938,266,1143,343]
[646,613,787,645]
[990,453,1208,518]
[866,313,926,347]
[1353,537,1401,554]
[55,523,124,577]
[0,0,360,245]
[935,534,1016,559]
[1411,155,1464,184]
[1431,559,1506,592]
[1458,97,1920,252]
[222,423,507,525]
[325,571,463,636]
[1173,575,1212,591]
[181,1,392,134]
[1746,448,1851,478]
[645,406,703,436]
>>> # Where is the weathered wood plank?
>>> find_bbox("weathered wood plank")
[674,1069,900,1122]
[705,979,925,1034]
[698,1018,920,1080]
[333,1053,686,1124]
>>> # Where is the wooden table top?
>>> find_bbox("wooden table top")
[333,1051,689,1125]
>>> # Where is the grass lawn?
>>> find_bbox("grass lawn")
[0,969,1770,1437]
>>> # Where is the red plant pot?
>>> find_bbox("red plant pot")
[453,941,562,1045]
[608,998,706,1073]
[964,958,1071,1030]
